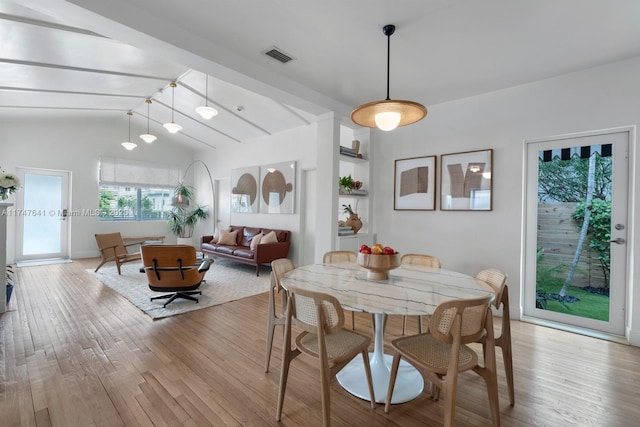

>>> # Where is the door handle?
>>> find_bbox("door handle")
[610,237,626,245]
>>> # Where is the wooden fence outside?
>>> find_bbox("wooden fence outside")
[537,202,607,288]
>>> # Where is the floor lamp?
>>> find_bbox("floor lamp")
[172,160,216,234]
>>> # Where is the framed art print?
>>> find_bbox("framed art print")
[394,155,436,210]
[231,166,259,213]
[260,161,296,214]
[440,149,492,211]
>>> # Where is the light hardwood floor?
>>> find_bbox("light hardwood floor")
[1,259,639,426]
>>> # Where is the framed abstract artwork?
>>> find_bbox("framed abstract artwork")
[394,155,436,210]
[260,161,296,214]
[440,149,493,211]
[231,166,260,213]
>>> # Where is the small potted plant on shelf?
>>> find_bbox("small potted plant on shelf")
[339,175,363,195]
[342,204,363,234]
[339,175,354,194]
[167,182,209,246]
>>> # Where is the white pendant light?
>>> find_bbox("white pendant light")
[351,24,427,131]
[121,111,137,150]
[139,99,157,143]
[163,82,183,133]
[196,74,218,120]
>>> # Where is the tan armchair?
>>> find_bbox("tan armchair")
[94,232,142,274]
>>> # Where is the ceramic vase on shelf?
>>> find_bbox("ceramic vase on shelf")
[345,214,363,234]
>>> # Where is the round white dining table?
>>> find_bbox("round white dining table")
[281,261,495,404]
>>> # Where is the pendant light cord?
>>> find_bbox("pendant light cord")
[171,84,175,121]
[146,100,151,132]
[385,30,391,101]
[204,75,209,106]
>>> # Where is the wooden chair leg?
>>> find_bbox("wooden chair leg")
[264,318,276,373]
[501,335,515,406]
[351,311,355,330]
[360,350,376,409]
[384,352,402,413]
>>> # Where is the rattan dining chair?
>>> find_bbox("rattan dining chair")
[384,295,500,427]
[475,268,514,406]
[400,253,442,335]
[264,258,296,373]
[276,286,375,427]
[322,251,358,330]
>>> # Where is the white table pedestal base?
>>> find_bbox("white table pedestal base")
[336,313,424,404]
[336,353,424,404]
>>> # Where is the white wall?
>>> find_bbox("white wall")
[372,56,640,344]
[197,123,319,266]
[0,113,195,262]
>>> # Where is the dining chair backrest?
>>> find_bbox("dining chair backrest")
[400,253,441,268]
[288,286,345,336]
[428,295,493,345]
[475,268,507,309]
[322,251,358,330]
[322,250,357,263]
[271,258,296,292]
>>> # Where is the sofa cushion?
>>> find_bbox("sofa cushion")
[241,227,261,247]
[260,230,278,244]
[201,242,218,252]
[215,245,237,255]
[250,232,263,250]
[218,229,238,246]
[233,247,255,259]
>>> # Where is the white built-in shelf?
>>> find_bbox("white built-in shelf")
[340,155,367,164]
[339,191,368,198]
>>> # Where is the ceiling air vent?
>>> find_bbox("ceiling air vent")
[263,46,295,64]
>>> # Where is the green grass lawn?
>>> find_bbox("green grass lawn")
[536,282,609,321]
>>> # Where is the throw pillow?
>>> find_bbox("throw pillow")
[209,227,225,243]
[250,232,263,250]
[260,230,278,244]
[218,229,238,246]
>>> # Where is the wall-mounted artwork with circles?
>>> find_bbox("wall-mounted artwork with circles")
[260,161,296,214]
[231,166,259,213]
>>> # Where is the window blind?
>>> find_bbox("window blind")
[99,157,181,187]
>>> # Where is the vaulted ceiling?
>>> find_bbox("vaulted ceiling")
[3,0,640,152]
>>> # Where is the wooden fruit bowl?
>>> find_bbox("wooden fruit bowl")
[357,252,400,280]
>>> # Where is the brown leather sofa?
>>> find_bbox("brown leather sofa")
[200,225,291,276]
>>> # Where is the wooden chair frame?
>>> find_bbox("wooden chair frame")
[276,286,375,426]
[385,296,500,427]
[264,258,295,373]
[94,232,143,275]
[476,268,514,406]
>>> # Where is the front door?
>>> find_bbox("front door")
[523,127,629,336]
[15,168,71,261]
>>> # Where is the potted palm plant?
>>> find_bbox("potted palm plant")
[167,182,209,245]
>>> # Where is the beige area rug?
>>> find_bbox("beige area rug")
[88,259,270,320]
